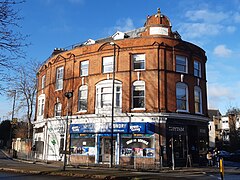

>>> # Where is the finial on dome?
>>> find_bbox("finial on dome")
[157,8,161,15]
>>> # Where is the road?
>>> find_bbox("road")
[0,150,239,179]
[0,172,91,180]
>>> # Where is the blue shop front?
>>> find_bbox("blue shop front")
[69,122,155,165]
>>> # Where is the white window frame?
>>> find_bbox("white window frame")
[54,102,62,117]
[194,60,201,77]
[80,60,89,77]
[133,54,145,70]
[102,56,113,73]
[78,85,88,112]
[176,82,189,112]
[56,66,64,90]
[41,75,46,89]
[132,81,145,109]
[95,80,122,114]
[176,55,188,73]
[37,94,45,121]
[194,86,202,114]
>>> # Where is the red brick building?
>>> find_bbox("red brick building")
[33,9,209,167]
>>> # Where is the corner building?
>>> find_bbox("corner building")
[33,9,209,167]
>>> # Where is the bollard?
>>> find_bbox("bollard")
[219,158,224,180]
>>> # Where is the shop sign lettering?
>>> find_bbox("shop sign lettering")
[130,125,141,132]
[71,125,80,132]
[199,129,206,134]
[169,126,185,132]
[126,138,149,145]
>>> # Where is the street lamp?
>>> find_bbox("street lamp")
[9,90,16,151]
[63,91,73,171]
[110,42,116,168]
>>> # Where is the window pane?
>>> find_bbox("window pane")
[177,99,186,110]
[133,83,145,108]
[81,61,89,76]
[116,92,120,107]
[176,83,187,111]
[133,54,145,70]
[194,88,202,113]
[56,67,64,90]
[133,97,144,108]
[176,56,187,73]
[194,61,201,77]
[103,56,113,73]
[55,103,62,116]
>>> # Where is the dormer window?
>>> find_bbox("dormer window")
[112,31,125,40]
[83,39,95,45]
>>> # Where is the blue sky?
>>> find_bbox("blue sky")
[1,0,240,120]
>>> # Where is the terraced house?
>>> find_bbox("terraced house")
[33,9,209,168]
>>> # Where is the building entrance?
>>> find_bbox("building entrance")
[99,136,115,164]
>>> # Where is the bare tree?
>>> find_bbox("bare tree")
[0,0,27,90]
[7,59,40,139]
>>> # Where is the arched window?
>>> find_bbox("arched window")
[95,79,122,114]
[176,82,188,112]
[194,86,202,114]
[78,85,88,112]
[132,81,145,109]
[54,102,62,117]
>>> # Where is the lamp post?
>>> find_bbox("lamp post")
[63,91,73,171]
[9,90,16,150]
[110,42,116,168]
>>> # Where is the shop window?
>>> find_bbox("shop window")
[132,81,145,109]
[80,60,89,76]
[176,82,188,112]
[70,134,95,155]
[194,60,201,77]
[176,55,188,73]
[78,85,88,112]
[102,56,113,73]
[121,134,155,158]
[95,79,122,114]
[133,54,145,70]
[56,66,64,90]
[194,86,202,114]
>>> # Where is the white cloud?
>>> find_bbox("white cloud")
[226,26,236,33]
[114,18,135,32]
[234,12,240,23]
[207,83,235,113]
[179,23,222,39]
[213,45,232,57]
[185,10,229,23]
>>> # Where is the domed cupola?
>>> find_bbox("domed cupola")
[141,8,172,37]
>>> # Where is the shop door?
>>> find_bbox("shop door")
[167,135,187,167]
[99,137,115,164]
[188,126,199,164]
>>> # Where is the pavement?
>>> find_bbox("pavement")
[1,149,240,179]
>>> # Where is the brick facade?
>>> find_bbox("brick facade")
[33,9,209,167]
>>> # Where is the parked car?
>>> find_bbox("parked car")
[218,150,231,160]
[230,150,240,162]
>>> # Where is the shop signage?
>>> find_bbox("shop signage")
[168,125,186,135]
[70,122,129,133]
[129,123,145,133]
[199,128,207,134]
[126,138,149,145]
[70,122,152,134]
